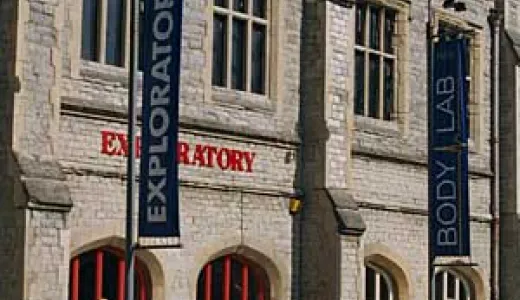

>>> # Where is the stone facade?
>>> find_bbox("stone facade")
[0,0,500,300]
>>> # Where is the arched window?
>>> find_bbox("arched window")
[434,269,471,300]
[365,263,396,300]
[197,254,270,300]
[69,247,151,300]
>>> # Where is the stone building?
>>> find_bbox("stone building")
[0,0,499,299]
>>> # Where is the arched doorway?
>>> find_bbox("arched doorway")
[68,247,151,300]
[196,254,270,300]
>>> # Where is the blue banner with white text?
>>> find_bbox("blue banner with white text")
[429,38,470,257]
[139,0,184,237]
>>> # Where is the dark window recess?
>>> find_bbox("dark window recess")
[105,0,125,66]
[215,0,227,8]
[212,14,227,87]
[251,23,266,94]
[102,251,118,300]
[383,58,394,120]
[369,6,380,50]
[380,275,390,300]
[81,0,99,61]
[368,53,380,118]
[78,253,96,300]
[384,9,395,54]
[365,266,375,300]
[197,255,270,300]
[447,272,456,299]
[69,248,150,300]
[253,0,265,18]
[434,272,443,300]
[355,5,365,45]
[234,0,246,12]
[354,51,365,115]
[231,18,246,91]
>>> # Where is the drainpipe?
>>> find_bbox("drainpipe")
[488,8,501,300]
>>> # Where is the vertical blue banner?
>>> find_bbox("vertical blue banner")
[429,38,470,257]
[139,0,184,237]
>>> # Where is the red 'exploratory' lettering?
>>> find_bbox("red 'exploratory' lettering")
[100,130,256,173]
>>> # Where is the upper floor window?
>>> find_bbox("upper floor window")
[365,263,396,300]
[212,0,269,95]
[355,2,397,121]
[81,0,145,69]
[434,270,471,300]
[197,254,270,300]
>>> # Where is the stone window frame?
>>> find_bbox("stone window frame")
[69,236,166,300]
[364,244,412,300]
[196,254,271,300]
[211,0,269,94]
[205,0,284,112]
[353,0,410,136]
[76,0,133,69]
[433,268,473,300]
[433,10,484,153]
[71,0,141,82]
[365,262,397,300]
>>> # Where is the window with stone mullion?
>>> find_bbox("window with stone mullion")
[365,265,395,300]
[81,0,126,67]
[354,3,396,121]
[212,0,267,95]
[434,270,471,300]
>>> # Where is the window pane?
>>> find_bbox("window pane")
[459,282,468,300]
[102,251,118,300]
[447,272,456,298]
[215,0,227,8]
[253,0,265,18]
[369,6,380,50]
[365,267,375,300]
[384,9,395,54]
[234,0,246,12]
[369,53,380,118]
[355,50,365,115]
[79,252,96,300]
[212,14,227,87]
[383,58,394,120]
[434,272,444,300]
[380,275,390,300]
[211,258,224,300]
[231,259,243,300]
[251,23,266,94]
[248,267,257,299]
[81,0,99,61]
[232,18,246,91]
[355,5,366,45]
[105,0,125,66]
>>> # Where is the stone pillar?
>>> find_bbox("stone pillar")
[0,0,73,299]
[300,0,365,299]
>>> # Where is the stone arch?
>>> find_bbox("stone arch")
[191,240,285,300]
[434,265,486,300]
[364,243,413,300]
[70,235,165,300]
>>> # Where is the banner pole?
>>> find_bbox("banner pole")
[426,0,433,297]
[125,0,139,298]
